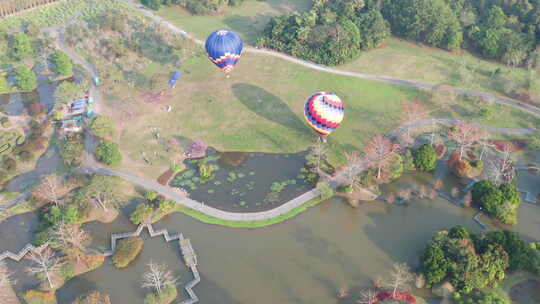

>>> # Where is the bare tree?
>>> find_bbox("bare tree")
[364,135,400,181]
[0,261,16,288]
[26,246,62,289]
[141,261,178,295]
[357,289,378,304]
[33,175,68,206]
[448,122,482,160]
[84,176,121,212]
[308,139,328,173]
[463,191,472,207]
[400,100,428,139]
[53,222,91,262]
[478,128,495,161]
[385,263,414,298]
[343,151,361,185]
[337,286,349,299]
[488,144,515,185]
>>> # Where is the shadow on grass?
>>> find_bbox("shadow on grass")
[232,83,309,135]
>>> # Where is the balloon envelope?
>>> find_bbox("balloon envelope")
[304,92,345,136]
[205,30,243,73]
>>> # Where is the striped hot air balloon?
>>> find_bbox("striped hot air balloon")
[304,92,345,137]
[205,30,243,74]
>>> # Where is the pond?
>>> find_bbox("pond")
[4,171,540,304]
[169,149,313,212]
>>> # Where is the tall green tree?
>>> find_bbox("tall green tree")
[10,32,32,59]
[13,66,37,91]
[95,140,122,166]
[50,50,73,76]
[89,115,115,138]
[0,76,10,94]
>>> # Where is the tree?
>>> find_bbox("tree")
[52,222,91,262]
[421,243,448,286]
[54,81,81,105]
[13,66,37,91]
[26,246,62,289]
[33,174,68,206]
[130,203,154,225]
[357,289,377,304]
[448,122,482,160]
[90,115,115,138]
[142,0,161,10]
[400,99,428,139]
[449,226,470,239]
[141,261,178,295]
[0,261,16,289]
[0,76,10,94]
[59,134,84,167]
[50,50,73,76]
[95,140,122,166]
[83,175,122,212]
[11,32,32,59]
[488,144,515,185]
[453,289,510,304]
[414,144,438,171]
[385,262,414,298]
[364,135,400,180]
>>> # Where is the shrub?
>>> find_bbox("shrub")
[471,181,521,224]
[11,32,33,59]
[23,289,56,304]
[316,181,334,200]
[112,237,144,268]
[89,115,115,138]
[159,200,176,213]
[453,290,510,304]
[13,66,37,91]
[59,134,84,167]
[95,140,122,166]
[144,285,178,304]
[414,144,438,171]
[0,76,10,94]
[130,203,154,225]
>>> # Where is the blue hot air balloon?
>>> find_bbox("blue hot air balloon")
[205,30,243,74]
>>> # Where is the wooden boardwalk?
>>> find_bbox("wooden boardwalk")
[0,223,202,303]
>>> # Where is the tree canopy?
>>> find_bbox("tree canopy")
[421,226,539,293]
[471,180,521,224]
[10,32,33,59]
[54,81,81,105]
[50,50,73,76]
[90,115,115,138]
[13,66,37,91]
[253,0,540,66]
[414,144,438,171]
[95,139,122,166]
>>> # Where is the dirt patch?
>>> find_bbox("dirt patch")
[510,279,540,304]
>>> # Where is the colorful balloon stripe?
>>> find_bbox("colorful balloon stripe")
[304,92,344,136]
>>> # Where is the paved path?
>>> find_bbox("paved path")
[7,3,534,222]
[124,0,540,118]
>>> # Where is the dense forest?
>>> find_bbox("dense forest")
[258,0,540,66]
[141,0,245,14]
[421,226,540,294]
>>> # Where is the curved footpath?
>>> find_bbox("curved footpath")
[5,3,539,221]
[123,0,540,118]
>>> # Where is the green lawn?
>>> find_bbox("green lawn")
[0,0,136,30]
[338,38,530,99]
[156,0,313,44]
[116,48,539,179]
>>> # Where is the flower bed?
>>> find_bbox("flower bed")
[375,291,416,303]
